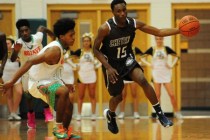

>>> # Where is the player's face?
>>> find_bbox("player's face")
[82,37,91,49]
[155,36,164,47]
[61,30,75,50]
[19,26,31,42]
[112,3,127,24]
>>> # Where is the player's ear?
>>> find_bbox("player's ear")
[59,34,65,40]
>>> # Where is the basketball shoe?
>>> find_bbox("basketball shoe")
[53,126,68,139]
[44,108,54,122]
[66,126,81,139]
[103,109,119,134]
[157,114,173,127]
[27,112,36,129]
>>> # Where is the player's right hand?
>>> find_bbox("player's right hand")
[107,67,119,84]
[14,42,22,52]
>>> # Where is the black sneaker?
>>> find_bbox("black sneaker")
[158,114,173,127]
[103,109,119,134]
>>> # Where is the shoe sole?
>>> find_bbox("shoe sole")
[27,123,36,129]
[45,118,54,123]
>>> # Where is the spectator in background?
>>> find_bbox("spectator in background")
[118,47,143,119]
[142,36,182,119]
[2,36,22,120]
[74,32,101,121]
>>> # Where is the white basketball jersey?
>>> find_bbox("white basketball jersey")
[29,41,64,81]
[14,32,43,65]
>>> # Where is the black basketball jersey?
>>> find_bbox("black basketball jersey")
[100,17,136,66]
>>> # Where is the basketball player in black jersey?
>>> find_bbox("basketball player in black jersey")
[93,0,180,134]
[0,32,7,80]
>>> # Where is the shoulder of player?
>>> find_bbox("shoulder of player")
[32,32,43,38]
[135,20,146,29]
[45,45,61,53]
[99,22,109,31]
[97,23,109,36]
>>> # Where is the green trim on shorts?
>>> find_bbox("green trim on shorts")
[39,82,63,108]
[48,82,62,108]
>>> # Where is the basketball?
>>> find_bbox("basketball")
[179,15,200,37]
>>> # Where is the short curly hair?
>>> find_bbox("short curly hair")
[53,18,75,38]
[111,0,126,11]
[16,19,30,30]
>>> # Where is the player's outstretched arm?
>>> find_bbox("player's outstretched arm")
[3,46,60,90]
[136,20,180,37]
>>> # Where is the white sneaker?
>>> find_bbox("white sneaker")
[11,113,21,120]
[76,115,81,121]
[133,112,140,119]
[118,112,124,119]
[8,114,13,121]
[91,114,96,121]
[174,112,183,119]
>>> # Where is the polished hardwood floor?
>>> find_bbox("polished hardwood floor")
[0,117,210,140]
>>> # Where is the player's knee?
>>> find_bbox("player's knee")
[117,94,123,102]
[58,86,69,98]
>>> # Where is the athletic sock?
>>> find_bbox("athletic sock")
[153,102,164,117]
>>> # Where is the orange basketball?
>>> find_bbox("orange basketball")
[179,15,200,37]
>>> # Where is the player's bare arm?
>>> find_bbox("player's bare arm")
[44,46,61,65]
[136,20,180,37]
[93,23,110,69]
[93,23,119,83]
[37,25,56,40]
[1,45,61,91]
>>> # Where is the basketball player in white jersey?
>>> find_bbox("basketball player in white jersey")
[1,18,79,139]
[11,19,55,129]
